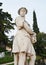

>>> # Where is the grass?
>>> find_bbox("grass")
[7,55,42,65]
[0,51,43,64]
[0,51,14,64]
[36,55,42,60]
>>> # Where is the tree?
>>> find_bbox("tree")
[0,2,15,52]
[33,11,46,57]
[33,11,39,34]
[34,32,46,57]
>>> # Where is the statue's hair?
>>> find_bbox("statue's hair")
[18,7,28,15]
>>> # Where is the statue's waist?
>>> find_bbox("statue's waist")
[16,29,31,39]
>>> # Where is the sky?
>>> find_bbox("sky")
[0,0,46,37]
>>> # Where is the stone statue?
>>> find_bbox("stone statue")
[12,7,37,65]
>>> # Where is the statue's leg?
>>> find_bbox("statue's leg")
[18,52,26,65]
[26,55,30,65]
[28,42,36,65]
[14,53,19,65]
[29,54,36,65]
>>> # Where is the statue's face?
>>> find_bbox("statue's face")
[20,9,26,17]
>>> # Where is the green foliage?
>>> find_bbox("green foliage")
[0,2,15,51]
[36,55,42,60]
[33,11,39,34]
[0,52,14,64]
[33,10,46,57]
[0,56,13,64]
[0,47,5,52]
[0,2,2,6]
[34,33,46,57]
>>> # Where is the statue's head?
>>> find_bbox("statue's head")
[18,7,28,17]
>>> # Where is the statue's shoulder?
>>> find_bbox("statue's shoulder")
[16,16,21,20]
[15,16,20,22]
[16,16,25,23]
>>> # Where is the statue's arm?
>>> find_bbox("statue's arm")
[24,21,34,35]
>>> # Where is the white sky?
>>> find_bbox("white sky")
[0,0,46,37]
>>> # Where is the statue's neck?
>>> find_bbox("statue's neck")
[20,16,25,19]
